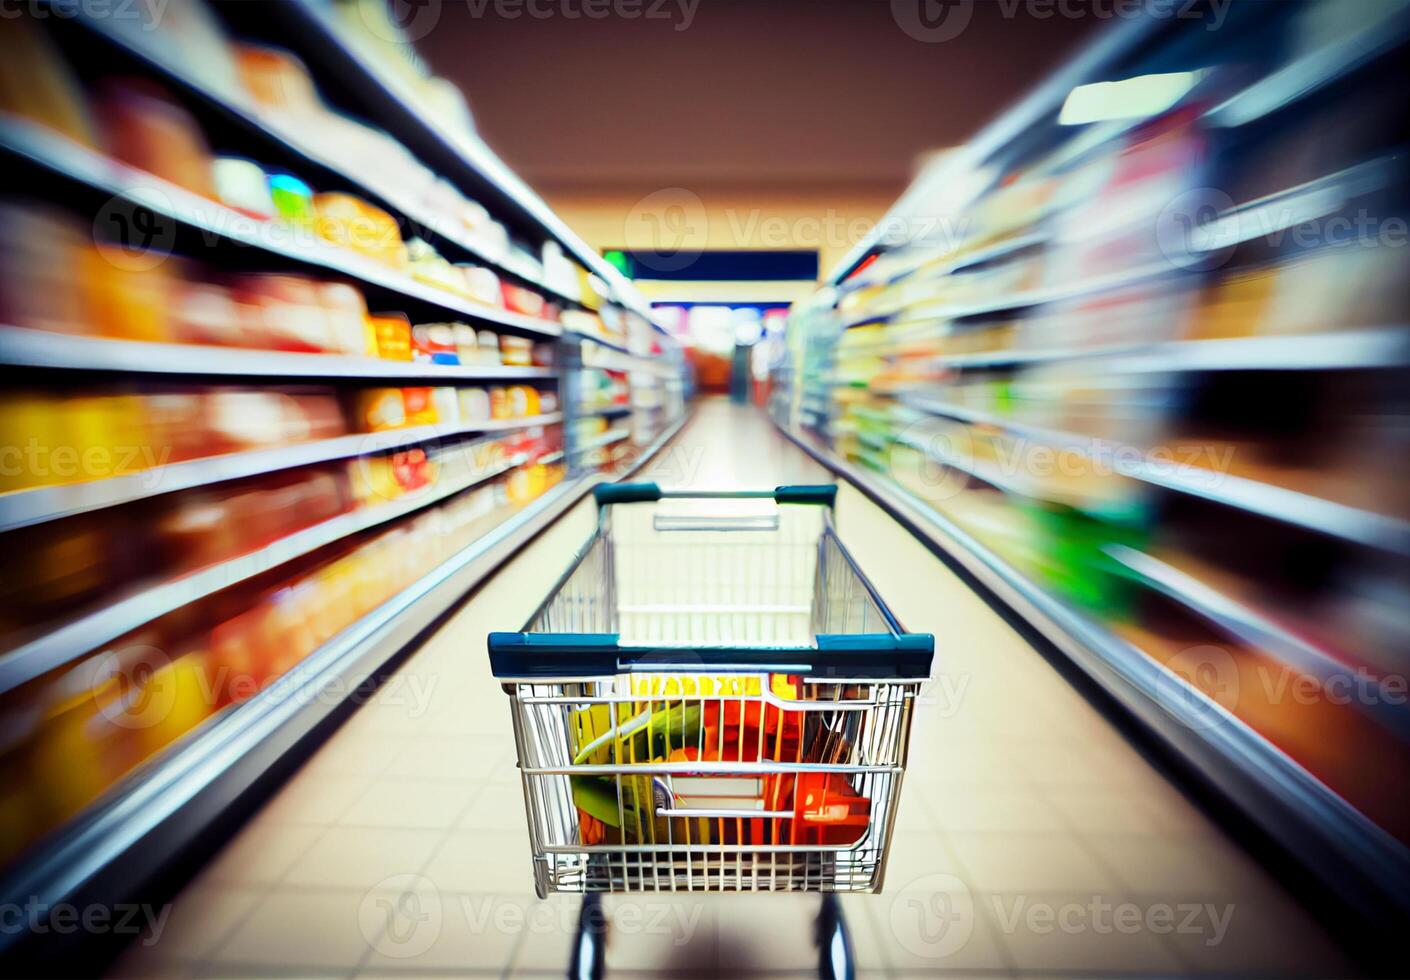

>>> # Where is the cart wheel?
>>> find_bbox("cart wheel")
[569,892,607,980]
[816,893,854,980]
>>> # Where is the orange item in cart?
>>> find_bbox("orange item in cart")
[792,773,870,845]
[367,313,414,361]
[314,193,408,269]
[95,80,216,197]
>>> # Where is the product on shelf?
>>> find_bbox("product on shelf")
[95,79,217,198]
[0,19,99,150]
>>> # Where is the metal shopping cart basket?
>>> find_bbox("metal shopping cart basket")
[488,483,933,979]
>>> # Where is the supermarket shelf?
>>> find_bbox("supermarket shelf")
[0,451,539,696]
[891,428,1033,499]
[52,0,581,308]
[1207,1,1410,128]
[570,330,633,354]
[919,327,1410,372]
[847,260,1177,330]
[843,231,1050,294]
[0,413,563,534]
[0,327,558,381]
[272,0,654,321]
[1105,545,1410,742]
[0,405,694,963]
[773,416,1410,932]
[1195,156,1399,255]
[575,427,632,454]
[0,117,563,339]
[577,405,632,420]
[903,395,1410,557]
[582,351,681,378]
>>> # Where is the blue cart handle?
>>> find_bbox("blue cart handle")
[593,483,837,507]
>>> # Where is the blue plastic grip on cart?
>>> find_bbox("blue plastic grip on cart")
[489,631,623,677]
[594,482,663,505]
[774,485,837,506]
[488,631,935,679]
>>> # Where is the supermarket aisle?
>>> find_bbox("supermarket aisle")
[111,399,1351,978]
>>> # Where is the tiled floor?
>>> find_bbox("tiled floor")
[108,400,1353,978]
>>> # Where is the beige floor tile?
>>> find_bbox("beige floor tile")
[947,832,1120,894]
[503,894,579,973]
[1081,834,1282,899]
[298,733,408,780]
[259,774,375,827]
[1008,738,1128,788]
[283,826,441,890]
[601,895,717,975]
[1041,787,1168,837]
[380,735,502,782]
[210,889,375,971]
[360,888,522,973]
[1154,888,1351,976]
[983,890,1183,973]
[874,874,1012,972]
[196,824,327,888]
[112,885,264,967]
[712,895,821,972]
[339,777,480,830]
[457,779,531,833]
[425,829,538,895]
[884,830,967,880]
[922,783,1067,834]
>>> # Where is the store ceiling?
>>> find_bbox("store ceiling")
[419,0,1102,197]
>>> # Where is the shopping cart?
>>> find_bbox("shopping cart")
[489,483,933,979]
